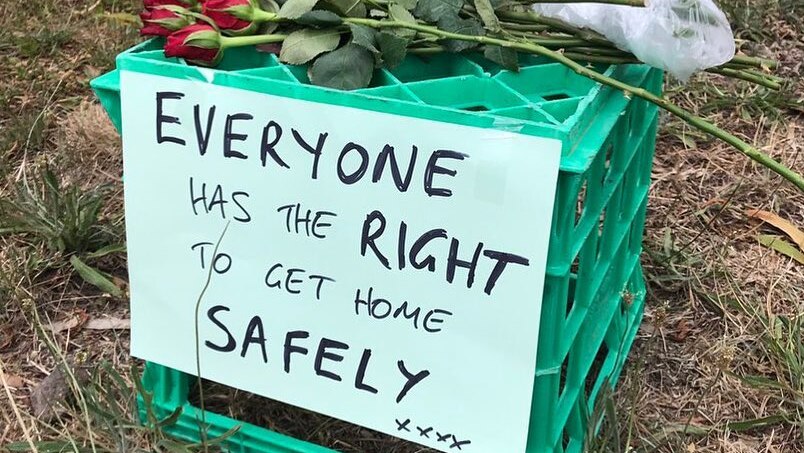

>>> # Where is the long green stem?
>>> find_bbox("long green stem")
[220,33,287,48]
[730,54,779,69]
[409,43,781,90]
[521,0,644,5]
[493,9,781,71]
[375,0,644,5]
[569,46,633,57]
[252,4,776,71]
[706,67,781,90]
[215,8,800,191]
[193,221,230,452]
[504,37,596,47]
[491,9,613,46]
[562,52,639,65]
[500,21,550,32]
[343,17,804,192]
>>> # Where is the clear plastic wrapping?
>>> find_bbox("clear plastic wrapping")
[533,0,736,81]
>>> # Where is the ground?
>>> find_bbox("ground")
[0,0,802,452]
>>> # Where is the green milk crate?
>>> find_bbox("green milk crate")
[92,38,661,453]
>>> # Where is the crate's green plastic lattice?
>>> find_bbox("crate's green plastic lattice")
[92,38,662,453]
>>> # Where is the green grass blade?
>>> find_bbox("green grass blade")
[757,234,804,265]
[69,255,123,297]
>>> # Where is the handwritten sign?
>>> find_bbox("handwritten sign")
[120,70,561,453]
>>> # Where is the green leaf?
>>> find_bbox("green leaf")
[484,45,518,71]
[323,0,367,17]
[258,0,281,12]
[257,0,281,32]
[310,44,374,90]
[155,439,194,453]
[731,372,787,391]
[279,28,341,65]
[413,0,463,22]
[376,31,409,68]
[437,16,483,52]
[348,23,379,54]
[388,3,418,38]
[206,424,243,445]
[156,406,184,428]
[296,10,344,27]
[726,414,789,432]
[757,234,804,265]
[85,243,126,259]
[397,0,419,9]
[489,0,517,8]
[70,255,123,298]
[389,2,417,24]
[473,0,500,31]
[278,0,319,19]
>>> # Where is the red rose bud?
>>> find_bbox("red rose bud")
[140,8,194,36]
[165,24,223,65]
[202,0,258,35]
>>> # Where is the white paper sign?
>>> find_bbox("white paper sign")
[120,70,561,453]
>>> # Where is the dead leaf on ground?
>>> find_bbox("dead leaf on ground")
[746,209,804,251]
[30,363,91,420]
[640,323,659,336]
[47,311,89,333]
[47,317,82,333]
[2,374,25,389]
[84,317,130,330]
[670,319,692,342]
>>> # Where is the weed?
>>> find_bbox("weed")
[719,0,804,37]
[0,168,115,256]
[12,29,73,59]
[1,301,230,453]
[723,276,804,437]
[0,360,225,453]
[586,381,661,453]
[643,228,702,293]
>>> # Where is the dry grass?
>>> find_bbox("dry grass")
[0,0,803,452]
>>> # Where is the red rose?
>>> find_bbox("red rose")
[202,0,256,34]
[165,24,223,65]
[140,8,194,36]
[143,0,195,7]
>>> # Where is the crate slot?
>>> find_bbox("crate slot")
[215,47,280,71]
[187,379,429,452]
[544,92,571,101]
[464,52,506,75]
[539,97,583,123]
[126,38,167,54]
[390,53,484,82]
[236,66,298,82]
[574,178,588,227]
[406,76,529,111]
[130,46,280,72]
[495,64,598,102]
[489,106,562,126]
[284,65,399,89]
[129,49,182,63]
[354,84,422,102]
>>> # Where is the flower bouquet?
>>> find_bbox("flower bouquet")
[136,0,802,191]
